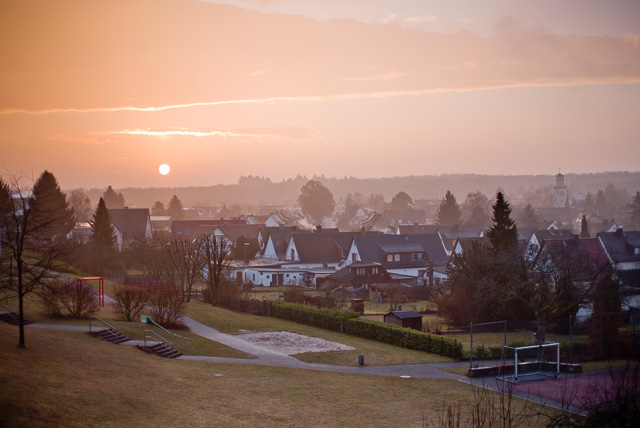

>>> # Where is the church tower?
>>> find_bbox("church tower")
[554,172,567,207]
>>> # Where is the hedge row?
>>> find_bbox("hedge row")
[269,301,463,359]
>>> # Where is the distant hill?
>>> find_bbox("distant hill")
[81,172,640,210]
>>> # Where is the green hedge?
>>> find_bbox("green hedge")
[267,301,463,359]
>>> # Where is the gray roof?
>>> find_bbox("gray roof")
[108,208,150,239]
[385,310,422,319]
[598,229,640,264]
[352,233,448,267]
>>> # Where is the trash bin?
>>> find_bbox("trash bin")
[358,355,364,366]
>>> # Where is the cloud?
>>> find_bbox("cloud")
[405,15,436,24]
[2,1,640,114]
[381,13,398,24]
[106,127,319,142]
[43,133,114,145]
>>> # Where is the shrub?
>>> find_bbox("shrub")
[39,279,98,318]
[146,282,187,329]
[113,282,149,322]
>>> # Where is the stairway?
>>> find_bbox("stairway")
[93,328,130,344]
[147,342,182,358]
[0,311,31,326]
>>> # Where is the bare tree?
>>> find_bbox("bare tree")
[163,238,205,302]
[0,173,74,347]
[200,234,233,306]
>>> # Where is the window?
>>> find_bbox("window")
[387,254,393,262]
[418,253,424,260]
[372,267,378,275]
[394,254,400,262]
[635,247,640,255]
[352,253,357,262]
[356,267,366,276]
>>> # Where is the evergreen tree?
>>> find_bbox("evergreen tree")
[389,191,414,210]
[90,197,116,256]
[102,185,125,209]
[466,204,491,227]
[436,190,461,226]
[151,200,166,216]
[30,170,75,239]
[486,192,518,251]
[517,203,541,228]
[167,195,184,220]
[580,214,590,238]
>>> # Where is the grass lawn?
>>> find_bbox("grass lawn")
[185,300,451,366]
[0,322,551,427]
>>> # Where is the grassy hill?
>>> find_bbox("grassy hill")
[0,301,551,427]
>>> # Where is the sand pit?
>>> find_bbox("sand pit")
[236,331,355,355]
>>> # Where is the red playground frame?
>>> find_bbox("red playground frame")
[77,277,105,307]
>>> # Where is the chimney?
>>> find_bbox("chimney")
[360,227,366,236]
[316,225,322,232]
[615,226,624,237]
[243,242,250,264]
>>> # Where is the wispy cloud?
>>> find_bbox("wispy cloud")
[405,15,436,24]
[106,127,320,142]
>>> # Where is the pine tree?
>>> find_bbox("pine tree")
[30,170,75,239]
[518,203,541,228]
[580,214,590,238]
[167,195,184,220]
[90,197,116,254]
[486,192,518,251]
[436,190,461,226]
[103,185,125,209]
[152,200,166,216]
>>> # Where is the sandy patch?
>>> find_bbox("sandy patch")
[236,331,355,355]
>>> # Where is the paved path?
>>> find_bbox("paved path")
[179,316,467,380]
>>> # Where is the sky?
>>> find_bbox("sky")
[1,0,639,189]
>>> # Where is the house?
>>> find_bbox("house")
[383,310,423,331]
[321,262,393,293]
[598,227,640,288]
[150,215,172,233]
[395,224,439,235]
[532,237,611,284]
[361,211,391,233]
[569,193,586,206]
[345,233,448,282]
[285,230,359,266]
[241,264,335,287]
[108,208,152,251]
[382,209,427,227]
[525,229,576,261]
[437,226,484,256]
[261,228,308,262]
[451,236,489,257]
[171,218,246,240]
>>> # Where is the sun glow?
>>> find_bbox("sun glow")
[158,164,170,175]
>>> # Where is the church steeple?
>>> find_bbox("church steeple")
[554,170,567,207]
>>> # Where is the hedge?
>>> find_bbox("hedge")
[267,300,463,359]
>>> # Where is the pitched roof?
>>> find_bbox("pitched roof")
[352,233,448,267]
[265,229,308,258]
[532,229,576,242]
[108,208,150,238]
[216,224,262,242]
[292,231,359,264]
[598,229,640,264]
[540,237,611,282]
[385,310,422,319]
[396,224,439,235]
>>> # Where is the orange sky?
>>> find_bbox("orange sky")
[1,0,639,189]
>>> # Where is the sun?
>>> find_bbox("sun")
[158,164,171,175]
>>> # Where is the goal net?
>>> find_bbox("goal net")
[496,342,560,384]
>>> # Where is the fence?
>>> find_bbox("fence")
[464,310,640,364]
[218,297,463,359]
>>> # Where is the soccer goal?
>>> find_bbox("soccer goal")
[496,342,560,384]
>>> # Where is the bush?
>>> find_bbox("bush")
[113,282,149,322]
[39,279,98,318]
[146,282,187,329]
